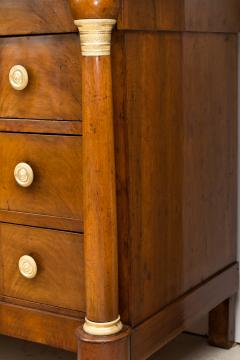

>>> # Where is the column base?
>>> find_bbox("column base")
[76,325,131,360]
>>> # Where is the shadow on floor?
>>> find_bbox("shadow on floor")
[151,334,240,360]
[0,335,75,360]
[0,333,239,359]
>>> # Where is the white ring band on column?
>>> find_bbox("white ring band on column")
[83,315,123,336]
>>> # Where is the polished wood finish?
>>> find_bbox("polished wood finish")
[184,0,240,32]
[0,34,82,121]
[69,0,121,325]
[0,133,83,225]
[0,119,82,135]
[120,31,183,325]
[119,0,240,31]
[1,0,239,35]
[0,223,85,311]
[77,327,130,360]
[0,0,75,35]
[119,0,183,31]
[111,31,130,324]
[0,209,83,233]
[69,0,119,19]
[0,294,84,319]
[131,265,238,360]
[116,31,237,326]
[181,32,237,288]
[81,57,119,322]
[0,302,81,352]
[209,296,236,349]
[0,1,238,359]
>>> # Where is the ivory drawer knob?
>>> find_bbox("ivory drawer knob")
[19,255,38,279]
[9,65,29,91]
[14,162,34,188]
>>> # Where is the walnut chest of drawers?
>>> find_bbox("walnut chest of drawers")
[0,1,239,359]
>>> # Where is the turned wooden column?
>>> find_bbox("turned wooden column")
[69,0,125,342]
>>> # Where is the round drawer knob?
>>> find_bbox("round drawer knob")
[14,162,34,188]
[9,65,29,91]
[19,255,38,279]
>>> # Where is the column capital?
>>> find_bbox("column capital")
[74,18,116,56]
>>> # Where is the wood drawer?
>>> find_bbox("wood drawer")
[0,223,85,311]
[0,34,82,121]
[0,0,75,36]
[0,133,83,226]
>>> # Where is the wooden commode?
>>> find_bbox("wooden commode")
[0,1,239,359]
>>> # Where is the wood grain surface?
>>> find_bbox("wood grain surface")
[77,327,131,360]
[69,0,119,19]
[0,0,239,34]
[0,301,81,352]
[0,1,238,358]
[0,34,82,121]
[0,119,82,135]
[0,223,85,311]
[119,0,240,31]
[0,133,83,225]
[113,31,237,326]
[131,265,238,360]
[0,0,75,35]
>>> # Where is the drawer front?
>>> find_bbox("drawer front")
[0,133,83,222]
[0,223,85,311]
[0,34,82,121]
[0,0,75,36]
